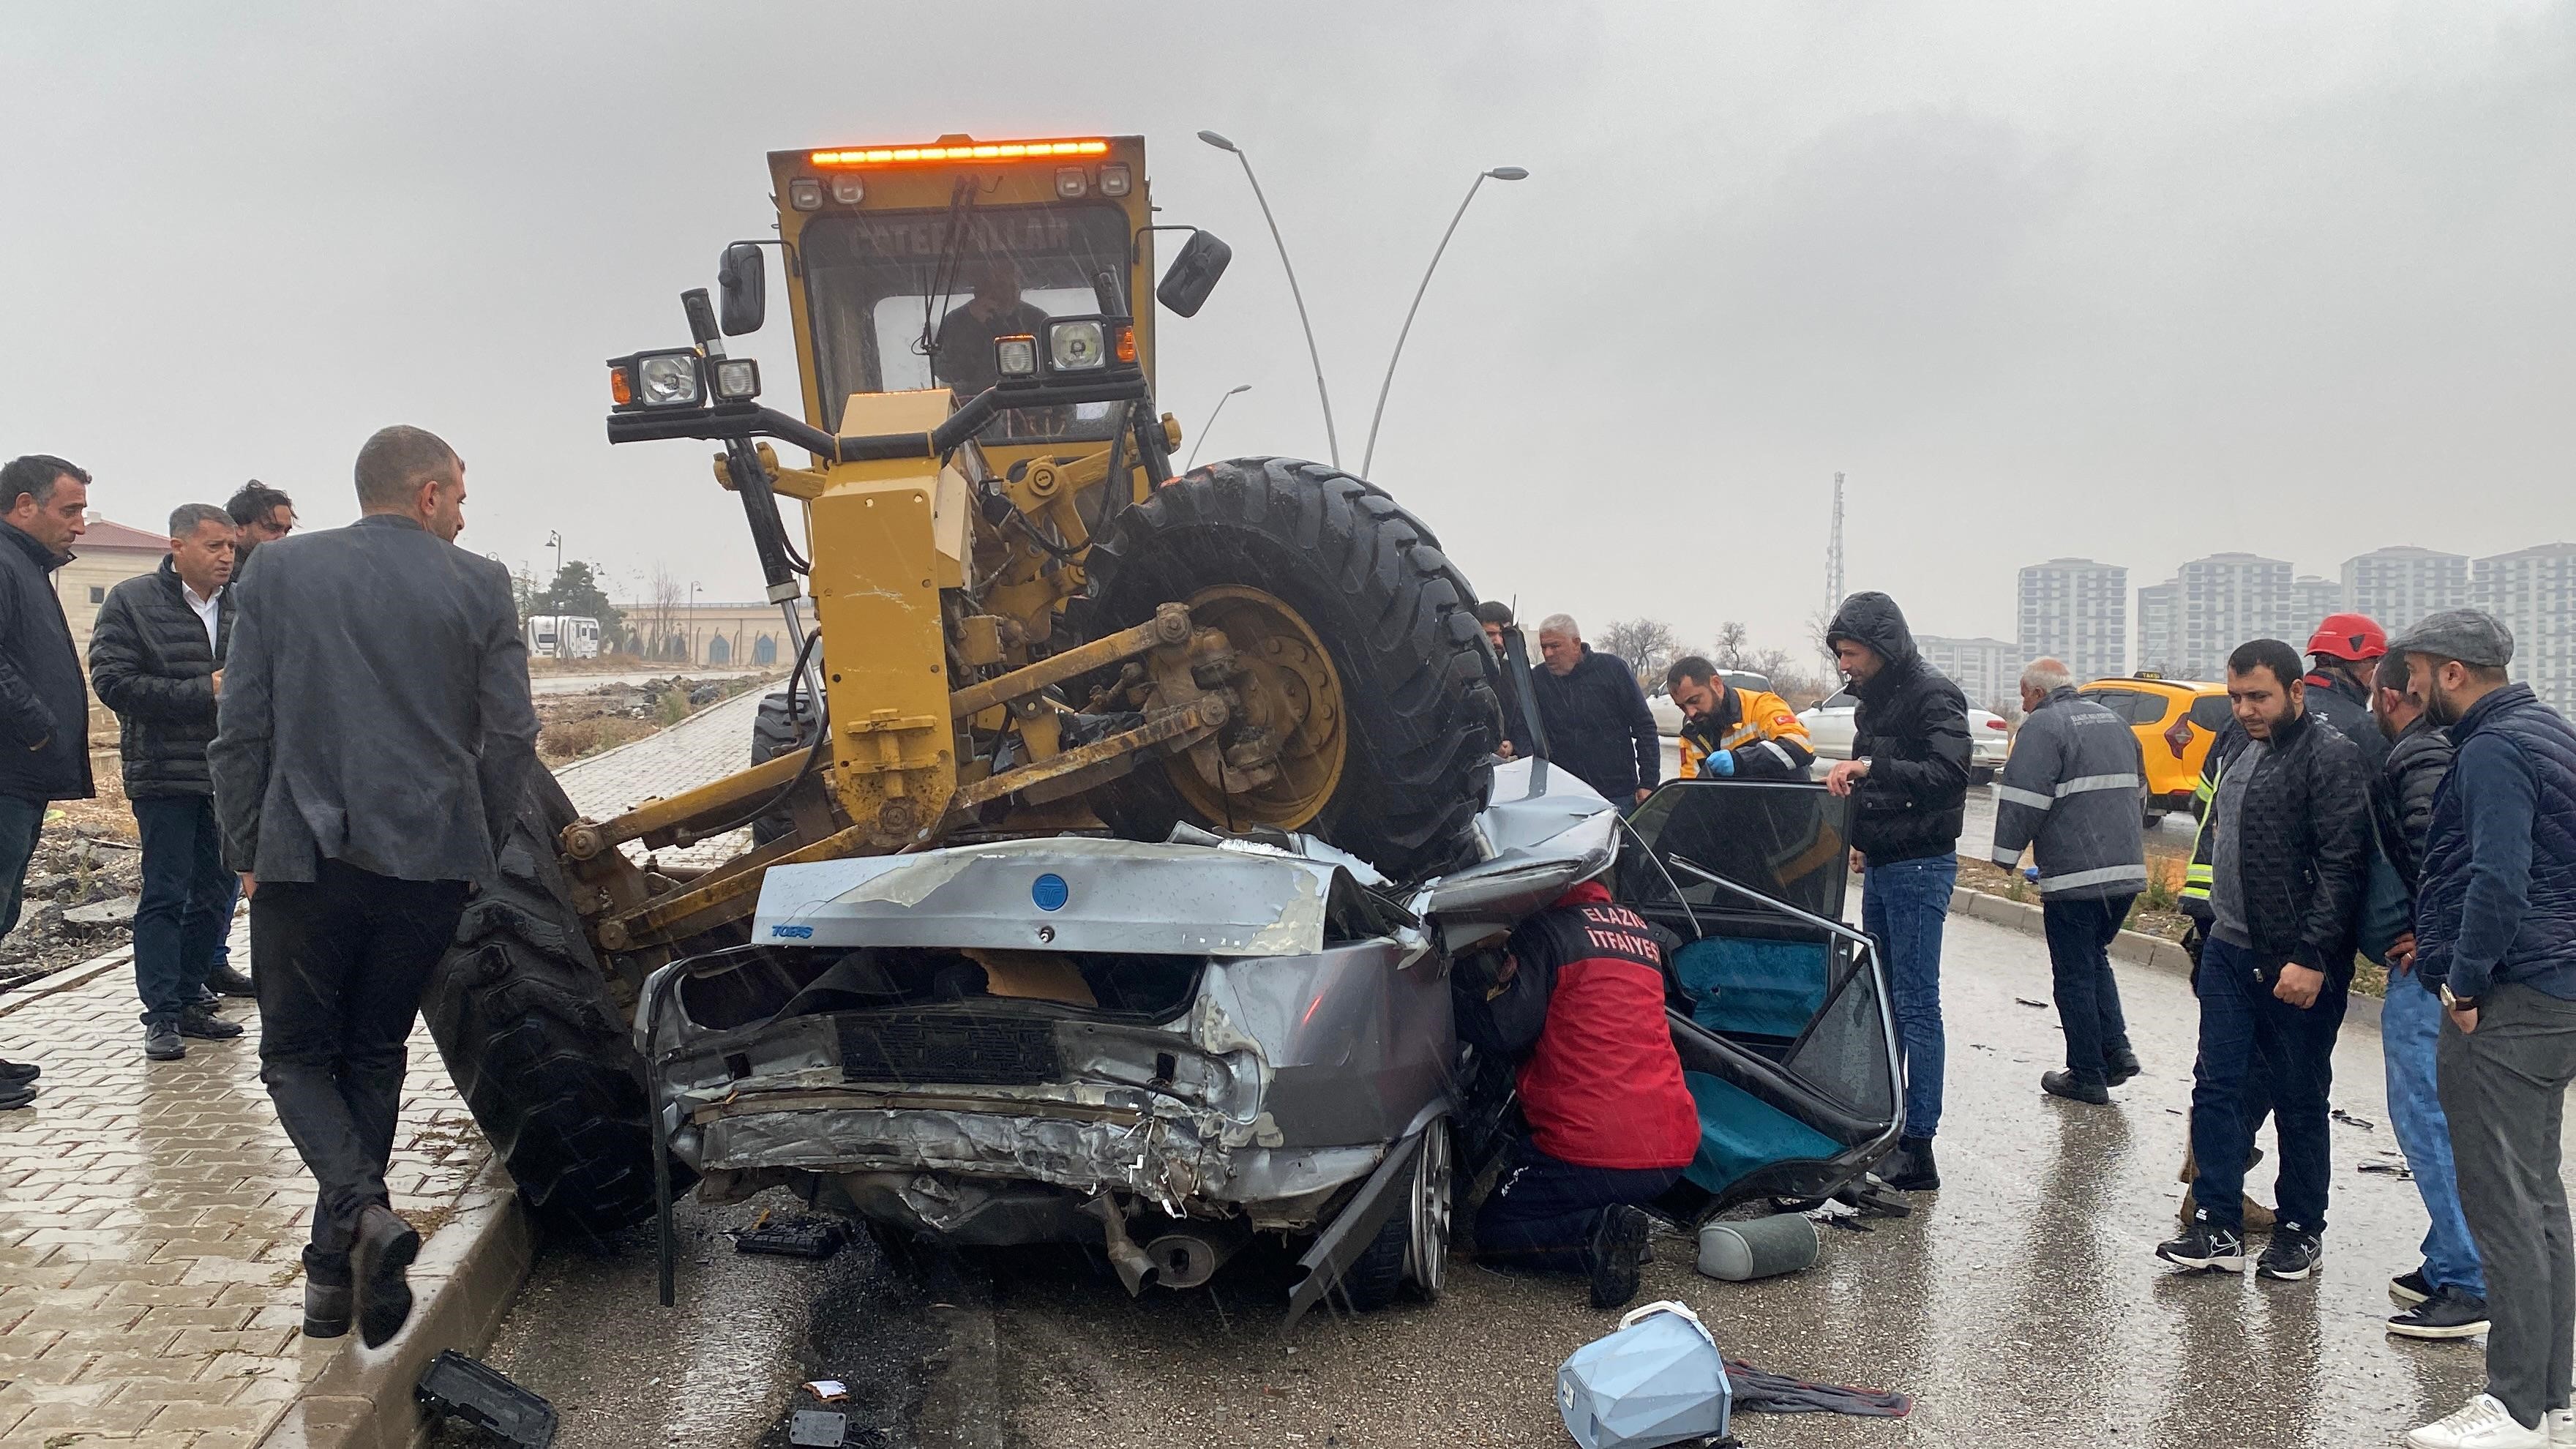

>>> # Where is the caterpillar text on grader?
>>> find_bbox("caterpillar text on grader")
[420,132,1505,1246]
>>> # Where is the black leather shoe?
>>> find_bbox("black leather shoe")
[2043,1069,2113,1105]
[0,1085,33,1111]
[178,1007,243,1040]
[206,963,257,998]
[352,1205,422,1349]
[0,1059,36,1087]
[1881,1137,1940,1192]
[302,1246,353,1339]
[1587,1205,1650,1311]
[2103,1044,2142,1086]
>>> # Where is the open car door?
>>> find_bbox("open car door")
[1619,779,1907,1222]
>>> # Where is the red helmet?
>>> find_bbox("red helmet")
[2307,612,2386,662]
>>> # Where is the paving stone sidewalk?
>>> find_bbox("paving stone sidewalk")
[0,690,768,1446]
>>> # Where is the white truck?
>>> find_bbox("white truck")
[524,613,602,661]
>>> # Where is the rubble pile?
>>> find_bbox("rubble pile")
[0,825,146,991]
[536,674,760,764]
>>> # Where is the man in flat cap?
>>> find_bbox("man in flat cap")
[2401,609,2576,1449]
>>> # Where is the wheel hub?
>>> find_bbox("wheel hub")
[1163,586,1347,831]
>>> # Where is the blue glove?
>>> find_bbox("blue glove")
[2022,866,2040,883]
[1704,748,1736,778]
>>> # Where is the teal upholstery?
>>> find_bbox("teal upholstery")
[1682,1071,1845,1196]
[1672,937,1828,1041]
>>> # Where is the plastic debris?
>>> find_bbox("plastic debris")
[2332,1108,2378,1130]
[735,1216,847,1259]
[1698,1214,1821,1282]
[413,1351,557,1448]
[1557,1300,1731,1448]
[790,1409,851,1447]
[803,1379,850,1402]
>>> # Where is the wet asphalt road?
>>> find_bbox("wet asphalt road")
[486,907,2519,1448]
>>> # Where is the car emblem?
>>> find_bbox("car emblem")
[1032,872,1069,912]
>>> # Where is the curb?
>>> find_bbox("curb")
[254,1161,535,1449]
[0,943,133,1015]
[1944,880,2386,1035]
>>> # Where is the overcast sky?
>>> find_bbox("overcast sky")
[4,2,2568,659]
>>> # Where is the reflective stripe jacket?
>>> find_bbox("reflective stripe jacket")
[1677,685,1816,780]
[1988,686,2149,900]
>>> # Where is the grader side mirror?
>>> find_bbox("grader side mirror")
[1156,230,1232,318]
[718,242,767,336]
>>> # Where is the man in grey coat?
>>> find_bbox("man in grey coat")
[1990,658,2149,1105]
[210,425,537,1349]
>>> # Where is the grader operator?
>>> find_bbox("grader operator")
[420,134,1506,1243]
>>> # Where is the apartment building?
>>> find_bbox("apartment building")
[2344,547,2470,637]
[2474,542,2576,719]
[1915,634,2021,713]
[2015,558,2126,683]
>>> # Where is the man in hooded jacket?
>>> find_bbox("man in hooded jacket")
[1822,592,1970,1191]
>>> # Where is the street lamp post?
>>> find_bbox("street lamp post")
[546,530,564,586]
[1360,166,1528,479]
[1185,384,1252,472]
[1197,130,1341,470]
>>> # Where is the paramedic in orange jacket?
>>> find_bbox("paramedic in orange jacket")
[1666,656,1816,781]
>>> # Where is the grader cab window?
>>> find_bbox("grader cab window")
[801,203,1134,442]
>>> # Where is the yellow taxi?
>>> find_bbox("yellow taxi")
[2075,673,2233,823]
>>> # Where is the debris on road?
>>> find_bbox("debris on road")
[801,1380,850,1403]
[2332,1108,2378,1129]
[789,1409,852,1447]
[1696,1213,1820,1282]
[733,1214,848,1260]
[1723,1359,1913,1418]
[0,820,148,990]
[1558,1300,1731,1449]
[415,1349,559,1448]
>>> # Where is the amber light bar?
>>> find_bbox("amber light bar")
[810,139,1109,168]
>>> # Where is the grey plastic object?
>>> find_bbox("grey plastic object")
[789,1409,850,1447]
[1696,1213,1821,1282]
[1557,1300,1731,1448]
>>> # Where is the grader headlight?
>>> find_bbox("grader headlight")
[994,335,1039,379]
[711,357,761,402]
[634,351,705,407]
[1048,319,1107,372]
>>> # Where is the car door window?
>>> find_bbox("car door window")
[2081,688,2143,722]
[2187,695,2234,732]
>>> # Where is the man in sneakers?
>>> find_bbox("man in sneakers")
[0,455,101,1109]
[2157,639,2370,1282]
[2401,610,2576,1449]
[89,503,245,1062]
[2367,648,2488,1343]
[1455,879,1700,1310]
[1988,658,2149,1105]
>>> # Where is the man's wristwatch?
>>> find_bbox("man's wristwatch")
[2440,983,2478,1013]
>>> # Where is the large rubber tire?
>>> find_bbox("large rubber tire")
[1081,458,1500,882]
[749,690,820,846]
[422,767,675,1248]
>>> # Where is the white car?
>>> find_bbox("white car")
[1797,689,2010,782]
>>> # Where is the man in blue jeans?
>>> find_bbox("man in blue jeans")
[1824,592,1970,1191]
[89,503,246,1061]
[2157,638,2370,1283]
[2367,647,2487,1340]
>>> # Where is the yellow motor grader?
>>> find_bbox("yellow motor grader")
[421,133,1503,1240]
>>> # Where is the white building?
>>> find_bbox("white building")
[2344,547,2470,637]
[2135,581,2182,678]
[1916,634,2021,714]
[2290,575,2345,645]
[2170,553,2294,680]
[2474,542,2576,717]
[2016,558,2127,684]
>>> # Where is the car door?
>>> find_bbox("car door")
[1617,779,1906,1221]
[1801,690,1860,760]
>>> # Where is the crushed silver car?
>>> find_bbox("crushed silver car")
[637,760,1903,1328]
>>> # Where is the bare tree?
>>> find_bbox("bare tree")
[627,564,688,662]
[1712,620,1753,670]
[1595,617,1680,686]
[1749,646,1829,706]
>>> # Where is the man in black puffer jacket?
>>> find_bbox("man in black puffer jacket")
[89,503,244,1063]
[1822,592,1969,1191]
[2158,637,2370,1285]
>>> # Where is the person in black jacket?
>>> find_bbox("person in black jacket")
[2157,638,2370,1284]
[1529,615,1658,805]
[1822,591,1969,1191]
[0,454,97,1110]
[2365,648,2486,1341]
[90,503,245,1063]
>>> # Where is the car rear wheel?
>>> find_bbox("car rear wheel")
[1338,1123,1451,1312]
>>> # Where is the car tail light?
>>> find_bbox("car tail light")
[1985,718,2007,730]
[2165,715,2194,758]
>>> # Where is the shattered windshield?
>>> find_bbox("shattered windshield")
[800,203,1134,441]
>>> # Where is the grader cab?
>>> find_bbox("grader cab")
[419,134,1505,1242]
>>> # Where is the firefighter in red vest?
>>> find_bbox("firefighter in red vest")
[1456,878,1701,1308]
